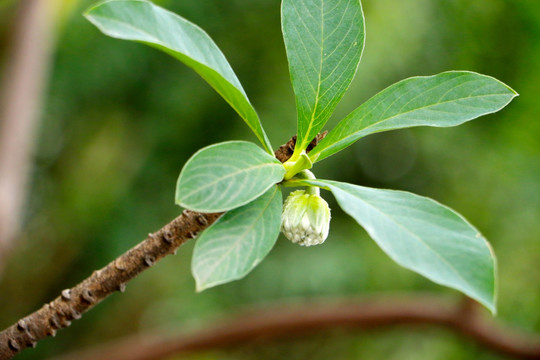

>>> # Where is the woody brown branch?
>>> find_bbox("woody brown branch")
[0,210,221,360]
[0,134,325,359]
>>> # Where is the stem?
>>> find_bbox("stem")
[297,170,319,195]
[296,170,316,180]
[283,150,312,180]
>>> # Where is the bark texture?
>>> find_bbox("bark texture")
[0,210,221,360]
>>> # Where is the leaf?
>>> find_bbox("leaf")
[85,0,273,153]
[192,186,282,291]
[310,71,518,162]
[282,0,365,153]
[176,141,285,212]
[293,178,497,313]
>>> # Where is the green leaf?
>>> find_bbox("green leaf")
[176,141,285,212]
[282,0,365,154]
[85,0,273,153]
[310,71,518,162]
[292,178,497,313]
[192,186,282,291]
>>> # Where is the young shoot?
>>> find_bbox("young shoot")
[86,0,517,312]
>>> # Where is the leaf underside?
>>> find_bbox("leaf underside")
[311,71,518,162]
[176,141,285,212]
[294,178,497,313]
[85,0,273,153]
[192,186,282,291]
[282,0,365,152]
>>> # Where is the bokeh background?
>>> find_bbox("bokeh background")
[0,0,539,359]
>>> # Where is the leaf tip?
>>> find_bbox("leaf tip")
[504,84,519,99]
[194,275,211,293]
[473,297,496,316]
[484,298,497,316]
[493,76,519,98]
[477,291,497,316]
[195,283,207,293]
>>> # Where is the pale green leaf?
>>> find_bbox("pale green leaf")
[192,186,282,291]
[282,0,365,153]
[310,71,517,162]
[176,141,285,212]
[85,0,273,153]
[292,178,497,313]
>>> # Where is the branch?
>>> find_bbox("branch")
[0,210,221,360]
[0,0,56,272]
[0,134,325,359]
[51,297,540,360]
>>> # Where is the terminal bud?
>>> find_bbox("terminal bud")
[281,189,331,246]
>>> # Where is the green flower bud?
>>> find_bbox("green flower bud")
[281,189,331,246]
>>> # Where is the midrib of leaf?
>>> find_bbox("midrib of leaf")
[89,14,162,44]
[197,187,277,284]
[312,76,515,159]
[346,93,506,137]
[181,163,279,201]
[316,26,358,99]
[344,189,476,293]
[300,0,325,151]
[376,77,477,122]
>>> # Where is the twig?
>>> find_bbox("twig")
[51,297,540,360]
[0,0,56,272]
[0,210,221,359]
[0,134,321,359]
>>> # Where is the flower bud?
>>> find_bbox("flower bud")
[281,189,331,246]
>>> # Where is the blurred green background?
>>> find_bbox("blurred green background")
[0,0,539,359]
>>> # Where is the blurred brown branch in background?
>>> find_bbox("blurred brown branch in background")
[51,297,540,360]
[0,0,56,273]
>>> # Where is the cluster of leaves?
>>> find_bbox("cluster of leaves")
[86,0,516,313]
